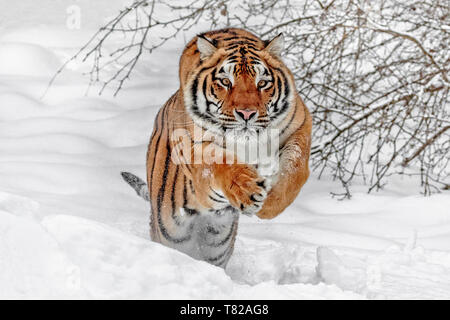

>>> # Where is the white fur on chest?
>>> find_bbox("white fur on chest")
[227,130,281,189]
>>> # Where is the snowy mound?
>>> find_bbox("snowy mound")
[0,92,45,121]
[0,193,358,299]
[0,42,61,77]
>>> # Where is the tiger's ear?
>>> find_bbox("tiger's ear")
[197,35,217,60]
[264,33,284,57]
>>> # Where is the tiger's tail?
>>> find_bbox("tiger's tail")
[120,172,150,201]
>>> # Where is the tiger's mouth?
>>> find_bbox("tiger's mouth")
[221,122,268,134]
[219,112,270,133]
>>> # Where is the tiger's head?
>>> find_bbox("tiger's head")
[180,28,296,137]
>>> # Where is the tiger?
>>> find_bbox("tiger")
[121,28,311,268]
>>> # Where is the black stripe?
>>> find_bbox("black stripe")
[275,70,291,118]
[183,207,199,216]
[210,86,218,100]
[246,48,262,57]
[280,103,298,136]
[222,36,239,41]
[206,236,235,263]
[206,218,237,248]
[191,73,220,125]
[246,44,260,51]
[271,76,282,113]
[149,104,167,195]
[207,225,220,235]
[211,188,225,199]
[189,180,195,195]
[171,165,181,225]
[202,76,210,113]
[183,176,188,208]
[241,36,258,43]
[214,245,235,266]
[157,140,191,243]
[209,195,228,203]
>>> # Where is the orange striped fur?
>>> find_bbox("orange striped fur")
[143,28,311,267]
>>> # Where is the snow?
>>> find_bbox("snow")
[0,43,61,77]
[0,0,449,300]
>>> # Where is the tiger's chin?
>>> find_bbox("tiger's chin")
[223,126,264,142]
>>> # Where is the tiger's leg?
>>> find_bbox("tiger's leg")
[149,169,239,267]
[148,151,238,265]
[160,160,259,267]
[177,139,269,216]
[194,206,239,267]
[189,162,269,216]
[146,118,200,253]
[148,163,200,255]
[257,123,311,219]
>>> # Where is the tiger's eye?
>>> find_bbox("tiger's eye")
[258,80,267,88]
[220,78,231,87]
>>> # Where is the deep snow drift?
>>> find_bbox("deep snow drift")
[0,0,449,299]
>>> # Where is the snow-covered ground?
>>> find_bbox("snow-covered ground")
[1,0,449,299]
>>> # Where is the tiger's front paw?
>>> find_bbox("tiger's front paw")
[214,165,268,216]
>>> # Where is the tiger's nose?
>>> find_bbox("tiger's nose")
[235,109,257,121]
